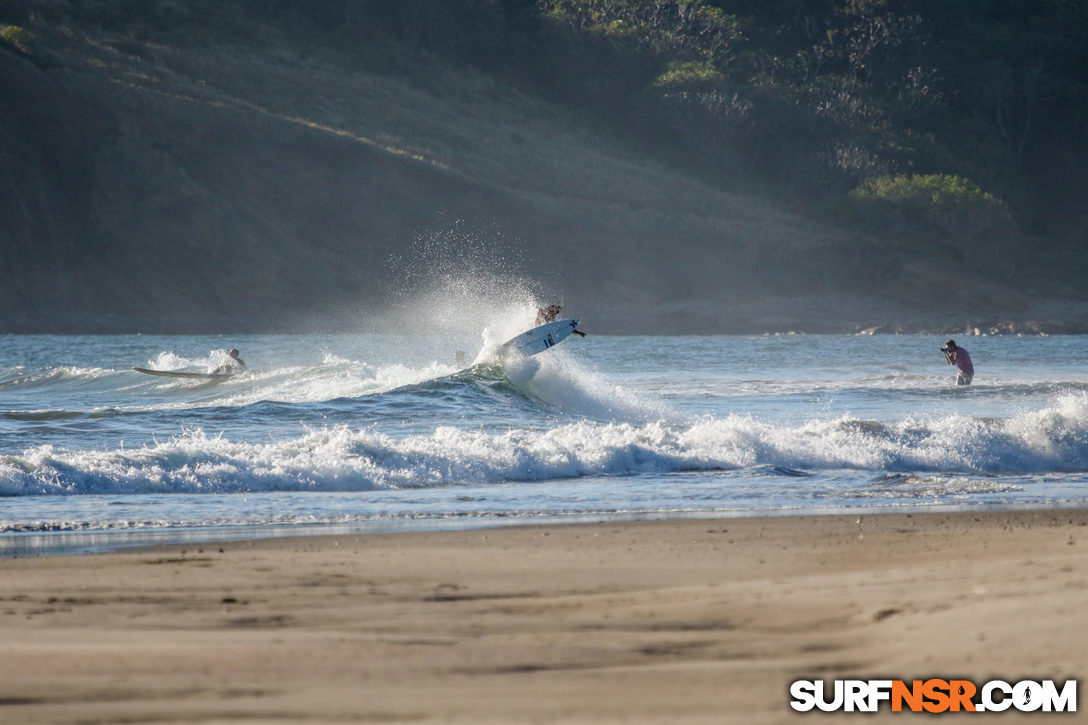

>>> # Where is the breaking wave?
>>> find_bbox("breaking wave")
[4,392,1087,497]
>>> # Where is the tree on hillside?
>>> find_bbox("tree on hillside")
[240,0,1088,246]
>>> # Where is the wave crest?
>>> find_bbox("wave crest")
[3,394,1088,497]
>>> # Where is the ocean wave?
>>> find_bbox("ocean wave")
[3,393,1088,496]
[1,355,469,416]
[0,365,119,391]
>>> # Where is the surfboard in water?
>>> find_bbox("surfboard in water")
[497,318,582,358]
[133,367,233,380]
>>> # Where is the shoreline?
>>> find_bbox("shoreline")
[2,508,1085,722]
[5,500,1088,559]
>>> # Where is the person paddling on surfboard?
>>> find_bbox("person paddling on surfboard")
[212,349,246,376]
[941,339,973,385]
[536,305,587,337]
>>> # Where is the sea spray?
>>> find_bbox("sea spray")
[384,215,546,342]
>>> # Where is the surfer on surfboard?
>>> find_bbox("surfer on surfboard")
[536,305,586,337]
[536,305,562,325]
[212,349,247,375]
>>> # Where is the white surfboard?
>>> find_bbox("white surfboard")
[498,318,582,358]
[133,367,233,380]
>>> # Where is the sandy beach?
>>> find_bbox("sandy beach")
[2,509,1085,723]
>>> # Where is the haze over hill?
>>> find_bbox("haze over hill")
[2,1,1086,334]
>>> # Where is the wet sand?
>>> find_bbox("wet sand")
[2,509,1086,723]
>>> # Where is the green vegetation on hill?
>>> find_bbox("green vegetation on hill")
[253,0,1088,294]
[336,0,1088,241]
[2,0,1087,333]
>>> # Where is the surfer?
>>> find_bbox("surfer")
[941,339,973,385]
[536,304,587,337]
[536,304,563,325]
[213,349,247,375]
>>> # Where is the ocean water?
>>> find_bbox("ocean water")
[3,314,1088,555]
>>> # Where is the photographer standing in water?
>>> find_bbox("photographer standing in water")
[941,339,974,385]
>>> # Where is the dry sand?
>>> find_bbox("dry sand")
[1,509,1085,723]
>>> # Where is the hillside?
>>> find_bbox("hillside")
[2,0,1086,334]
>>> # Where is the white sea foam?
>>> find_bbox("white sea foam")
[4,393,1087,497]
[0,365,117,389]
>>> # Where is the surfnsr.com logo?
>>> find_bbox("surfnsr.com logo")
[790,679,1077,713]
